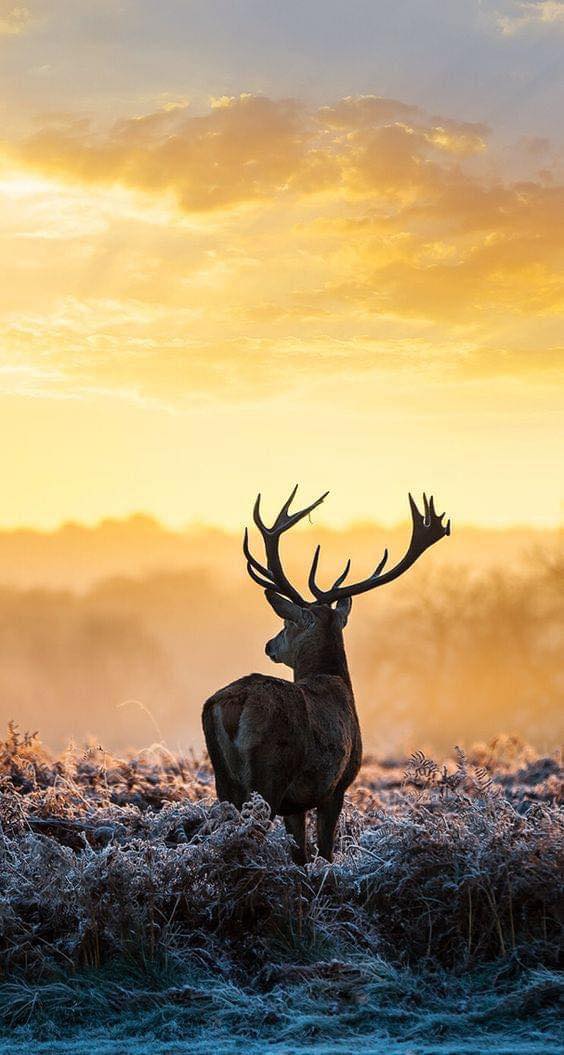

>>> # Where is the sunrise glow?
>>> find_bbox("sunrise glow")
[0,2,561,531]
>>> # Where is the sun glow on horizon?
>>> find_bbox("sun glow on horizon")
[0,5,562,534]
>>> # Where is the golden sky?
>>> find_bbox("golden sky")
[0,1,562,530]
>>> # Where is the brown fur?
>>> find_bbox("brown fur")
[220,697,245,741]
[202,607,362,863]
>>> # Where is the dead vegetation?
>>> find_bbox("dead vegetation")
[0,724,561,984]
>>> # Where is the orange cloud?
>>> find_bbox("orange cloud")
[0,91,561,408]
[0,3,32,36]
[325,175,564,322]
[14,93,490,213]
[17,96,313,211]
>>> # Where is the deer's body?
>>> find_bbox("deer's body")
[202,487,449,863]
[203,613,361,860]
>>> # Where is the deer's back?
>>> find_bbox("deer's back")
[202,672,361,811]
[203,673,312,765]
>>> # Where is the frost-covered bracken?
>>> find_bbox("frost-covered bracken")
[0,725,561,1050]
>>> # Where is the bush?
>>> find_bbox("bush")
[0,726,561,981]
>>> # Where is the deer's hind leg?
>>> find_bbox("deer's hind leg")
[214,767,245,810]
[243,752,291,820]
[316,789,344,863]
[202,699,245,809]
[209,749,245,809]
[284,812,307,865]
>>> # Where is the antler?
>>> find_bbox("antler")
[243,485,328,606]
[308,492,450,604]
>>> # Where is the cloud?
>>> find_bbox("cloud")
[495,0,564,32]
[14,93,490,213]
[0,91,562,406]
[1,288,560,412]
[318,95,422,128]
[335,176,564,322]
[17,95,313,212]
[0,3,32,35]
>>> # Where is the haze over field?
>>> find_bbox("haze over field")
[0,514,560,754]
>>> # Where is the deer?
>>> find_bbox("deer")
[202,488,450,864]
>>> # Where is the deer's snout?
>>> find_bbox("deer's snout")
[266,637,284,662]
[266,627,292,665]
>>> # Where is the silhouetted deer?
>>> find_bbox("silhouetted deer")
[202,488,450,863]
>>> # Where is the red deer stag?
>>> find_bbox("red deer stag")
[202,488,450,863]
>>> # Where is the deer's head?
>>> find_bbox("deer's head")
[263,592,352,668]
[244,486,451,675]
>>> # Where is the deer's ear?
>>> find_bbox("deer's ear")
[335,596,352,628]
[265,590,308,624]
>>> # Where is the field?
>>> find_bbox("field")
[0,725,561,1054]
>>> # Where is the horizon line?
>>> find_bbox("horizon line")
[0,511,560,537]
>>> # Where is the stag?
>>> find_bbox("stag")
[202,488,450,863]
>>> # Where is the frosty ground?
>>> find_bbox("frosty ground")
[0,727,561,1054]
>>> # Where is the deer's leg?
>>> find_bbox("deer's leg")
[245,751,288,818]
[209,748,244,809]
[243,779,284,818]
[316,790,344,863]
[215,771,245,810]
[284,812,307,866]
[202,705,244,809]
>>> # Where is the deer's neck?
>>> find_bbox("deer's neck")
[293,628,352,690]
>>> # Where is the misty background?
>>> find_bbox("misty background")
[0,514,561,755]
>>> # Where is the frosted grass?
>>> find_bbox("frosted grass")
[0,727,561,1052]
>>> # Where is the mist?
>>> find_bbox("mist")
[0,516,560,754]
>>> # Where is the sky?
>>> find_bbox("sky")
[0,0,562,531]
